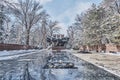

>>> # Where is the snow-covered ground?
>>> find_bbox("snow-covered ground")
[100,52,120,56]
[0,49,44,60]
[0,50,35,56]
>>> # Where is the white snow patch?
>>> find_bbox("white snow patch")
[0,49,45,60]
[101,52,120,56]
[0,50,35,56]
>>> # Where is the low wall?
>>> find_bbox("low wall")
[0,44,35,50]
[52,47,65,51]
[117,45,120,52]
[106,44,120,53]
[80,44,120,53]
[80,45,105,52]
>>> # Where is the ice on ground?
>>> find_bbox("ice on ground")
[101,52,120,56]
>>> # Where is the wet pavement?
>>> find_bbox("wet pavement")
[0,51,120,80]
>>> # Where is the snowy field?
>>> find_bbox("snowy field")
[102,52,120,56]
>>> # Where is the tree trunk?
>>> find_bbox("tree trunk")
[26,29,30,45]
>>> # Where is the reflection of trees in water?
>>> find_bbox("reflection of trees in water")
[44,69,57,80]
[23,63,35,80]
[1,52,49,80]
[68,69,83,80]
[1,62,44,80]
[43,69,81,80]
[1,62,34,80]
[1,51,119,80]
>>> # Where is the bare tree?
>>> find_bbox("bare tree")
[114,0,120,14]
[48,20,60,37]
[0,0,11,43]
[67,26,75,48]
[10,0,45,45]
[40,13,49,48]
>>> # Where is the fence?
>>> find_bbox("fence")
[0,44,35,50]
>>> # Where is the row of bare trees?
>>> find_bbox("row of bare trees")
[0,0,60,48]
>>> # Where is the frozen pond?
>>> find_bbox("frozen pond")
[0,51,120,80]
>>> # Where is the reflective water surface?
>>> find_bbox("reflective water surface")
[0,51,120,80]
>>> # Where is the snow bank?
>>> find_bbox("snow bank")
[101,52,120,56]
[0,49,44,60]
[0,49,36,57]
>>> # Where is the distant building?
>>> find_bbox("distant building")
[52,34,64,39]
[47,34,69,49]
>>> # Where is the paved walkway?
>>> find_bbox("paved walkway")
[72,51,120,77]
